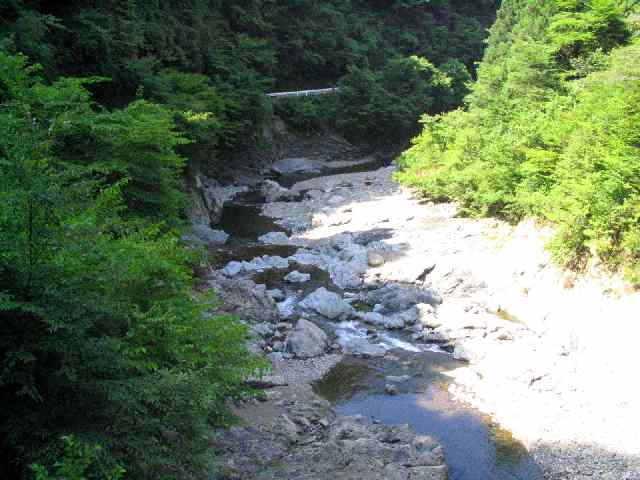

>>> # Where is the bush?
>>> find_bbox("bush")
[31,436,125,480]
[396,0,640,281]
[273,97,334,134]
[334,56,464,143]
[0,50,262,479]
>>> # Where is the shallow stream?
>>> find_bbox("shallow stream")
[213,159,542,480]
[315,353,542,480]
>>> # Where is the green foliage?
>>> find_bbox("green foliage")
[335,56,463,142]
[143,70,226,147]
[0,50,262,479]
[0,60,190,221]
[31,436,125,480]
[545,44,640,276]
[549,0,630,73]
[1,0,498,148]
[397,0,640,280]
[0,1,502,476]
[273,97,335,134]
[64,98,189,220]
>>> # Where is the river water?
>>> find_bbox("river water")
[213,158,543,480]
[315,353,542,480]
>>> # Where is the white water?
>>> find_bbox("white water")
[277,295,298,319]
[334,320,445,354]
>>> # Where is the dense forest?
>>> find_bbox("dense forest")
[1,0,498,151]
[397,0,640,282]
[0,1,499,479]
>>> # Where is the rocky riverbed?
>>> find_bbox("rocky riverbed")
[194,137,640,480]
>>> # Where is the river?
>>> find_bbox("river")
[208,150,543,479]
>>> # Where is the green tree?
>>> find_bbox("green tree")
[335,56,459,142]
[0,50,262,479]
[397,0,640,280]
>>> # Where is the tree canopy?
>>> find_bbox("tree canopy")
[397,0,640,281]
[0,1,500,478]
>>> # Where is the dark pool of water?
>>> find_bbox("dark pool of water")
[217,203,287,243]
[315,354,542,480]
[216,188,296,245]
[253,262,342,295]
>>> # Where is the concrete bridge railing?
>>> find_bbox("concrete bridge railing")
[266,87,340,99]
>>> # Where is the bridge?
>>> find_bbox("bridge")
[266,87,340,99]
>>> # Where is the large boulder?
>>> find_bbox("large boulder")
[299,287,354,320]
[356,308,418,330]
[289,241,367,290]
[191,174,248,226]
[261,180,296,202]
[221,255,290,277]
[339,336,387,358]
[258,231,291,245]
[200,188,224,225]
[272,157,321,175]
[327,242,368,289]
[187,224,229,244]
[284,270,311,283]
[290,249,326,268]
[209,275,280,324]
[366,284,442,314]
[221,261,244,277]
[285,319,329,358]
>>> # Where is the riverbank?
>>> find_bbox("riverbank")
[203,152,640,479]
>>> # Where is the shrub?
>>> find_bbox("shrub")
[0,50,262,479]
[334,56,463,143]
[397,0,640,280]
[31,436,125,480]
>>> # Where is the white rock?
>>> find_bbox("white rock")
[285,319,329,358]
[222,261,244,277]
[261,179,295,202]
[284,270,311,283]
[329,212,352,226]
[326,243,368,289]
[328,194,345,205]
[339,337,387,358]
[247,255,290,271]
[417,303,441,328]
[367,252,386,267]
[299,287,354,320]
[356,311,409,330]
[258,231,290,245]
[290,250,326,268]
[358,312,386,326]
[312,213,329,227]
[267,288,286,301]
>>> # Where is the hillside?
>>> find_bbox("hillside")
[397,0,640,282]
[6,1,640,479]
[0,1,498,479]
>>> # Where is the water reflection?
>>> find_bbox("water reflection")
[315,354,542,480]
